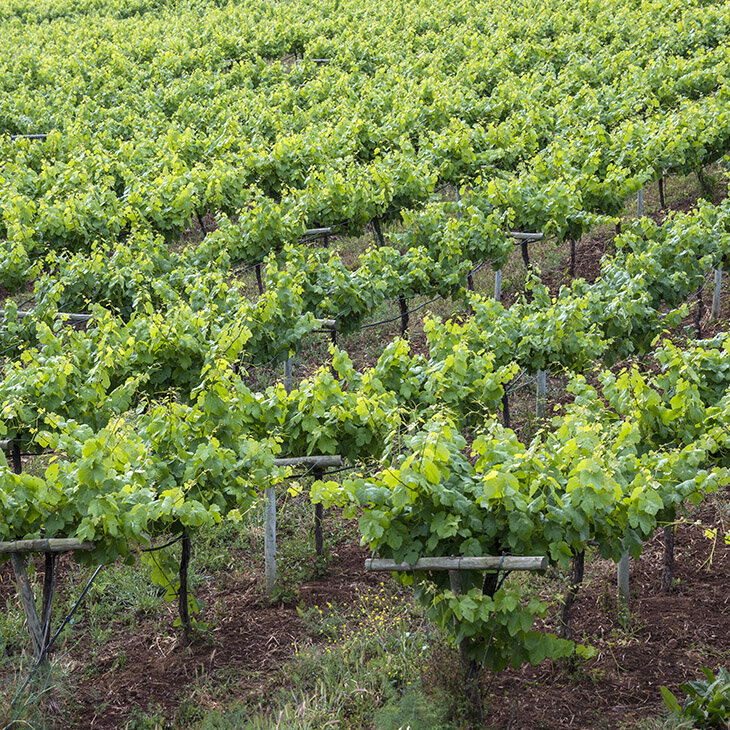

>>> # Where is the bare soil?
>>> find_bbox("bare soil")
[3,497,729,729]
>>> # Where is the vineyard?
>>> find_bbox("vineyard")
[1,0,730,725]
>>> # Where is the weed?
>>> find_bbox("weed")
[373,688,455,730]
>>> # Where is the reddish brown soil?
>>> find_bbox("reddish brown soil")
[55,541,375,729]
[4,505,729,730]
[482,508,730,730]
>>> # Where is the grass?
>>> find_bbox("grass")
[190,584,460,730]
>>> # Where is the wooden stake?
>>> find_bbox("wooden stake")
[711,267,723,320]
[536,369,547,418]
[659,176,666,209]
[313,467,324,559]
[637,188,644,218]
[10,553,44,659]
[373,217,385,246]
[264,485,277,598]
[449,570,472,669]
[273,455,342,469]
[178,530,191,637]
[560,550,584,639]
[494,269,502,302]
[661,524,675,592]
[569,237,576,278]
[41,553,56,650]
[618,551,629,608]
[502,391,511,428]
[695,287,705,338]
[520,240,530,270]
[255,263,264,295]
[284,356,293,394]
[12,442,21,474]
[399,295,409,336]
[0,310,92,322]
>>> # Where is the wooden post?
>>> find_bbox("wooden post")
[659,176,666,209]
[448,570,471,669]
[255,263,264,295]
[264,455,342,596]
[618,550,629,609]
[637,188,644,218]
[284,356,293,394]
[502,391,511,428]
[12,442,21,474]
[10,553,44,659]
[178,530,192,637]
[373,217,385,246]
[313,467,324,559]
[264,485,277,598]
[536,369,547,418]
[520,240,530,270]
[41,554,56,650]
[494,269,502,302]
[661,524,675,592]
[695,287,705,338]
[560,550,585,639]
[569,237,577,278]
[711,266,723,319]
[399,295,409,336]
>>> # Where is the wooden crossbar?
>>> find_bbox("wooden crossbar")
[510,231,543,241]
[365,556,547,572]
[316,319,338,331]
[273,455,342,469]
[0,539,95,554]
[0,309,92,322]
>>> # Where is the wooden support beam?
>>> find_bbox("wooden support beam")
[0,539,95,554]
[9,133,48,141]
[316,318,338,331]
[510,231,543,241]
[273,455,342,469]
[0,309,92,322]
[302,227,333,236]
[365,555,547,572]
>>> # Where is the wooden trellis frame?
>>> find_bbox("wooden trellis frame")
[1,539,95,661]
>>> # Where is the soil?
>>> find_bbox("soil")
[3,500,729,729]
[483,504,730,729]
